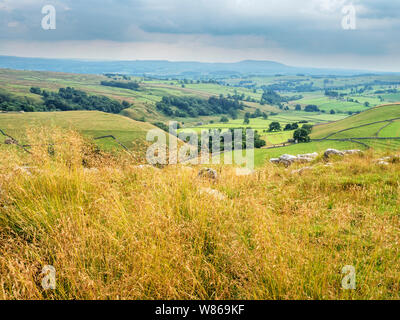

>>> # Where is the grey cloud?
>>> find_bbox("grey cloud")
[0,0,399,59]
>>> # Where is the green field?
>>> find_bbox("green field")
[311,103,400,139]
[182,111,348,146]
[0,111,156,150]
[1,69,400,167]
[2,68,400,128]
[0,69,278,123]
[253,140,365,166]
[379,120,400,137]
[247,103,400,166]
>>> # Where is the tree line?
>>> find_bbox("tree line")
[100,81,140,91]
[29,87,131,113]
[156,95,244,118]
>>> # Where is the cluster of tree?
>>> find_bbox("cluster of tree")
[293,124,313,143]
[374,88,398,94]
[304,105,320,112]
[268,122,281,132]
[0,89,41,112]
[260,90,302,106]
[220,116,229,123]
[324,90,339,97]
[31,87,130,114]
[284,123,299,131]
[346,97,360,103]
[100,81,140,91]
[156,95,244,118]
[243,109,268,124]
[104,74,132,80]
[152,122,170,132]
[261,81,315,93]
[195,128,266,151]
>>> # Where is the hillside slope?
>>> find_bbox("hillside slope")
[1,129,400,299]
[0,111,156,151]
[0,68,276,123]
[311,103,400,139]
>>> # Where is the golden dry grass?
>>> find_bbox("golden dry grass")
[0,128,400,300]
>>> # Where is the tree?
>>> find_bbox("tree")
[262,112,268,120]
[30,87,41,95]
[293,128,310,143]
[243,117,250,125]
[330,109,336,114]
[220,116,229,123]
[301,124,313,134]
[304,105,320,112]
[252,108,262,118]
[284,123,299,131]
[284,124,293,131]
[268,122,281,132]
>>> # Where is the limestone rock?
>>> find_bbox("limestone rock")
[199,187,226,201]
[377,160,389,166]
[14,166,33,176]
[324,149,345,158]
[198,168,218,180]
[4,138,16,145]
[235,167,254,176]
[270,153,316,167]
[291,166,313,175]
[297,152,318,159]
[343,149,363,155]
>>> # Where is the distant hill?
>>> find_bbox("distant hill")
[0,56,378,77]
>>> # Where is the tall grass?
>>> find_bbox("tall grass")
[0,128,399,300]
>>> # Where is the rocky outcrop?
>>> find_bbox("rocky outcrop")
[324,149,362,159]
[4,138,17,145]
[343,150,363,155]
[14,166,34,176]
[199,187,226,201]
[198,168,218,180]
[324,149,345,158]
[297,152,318,160]
[377,160,390,166]
[375,155,400,165]
[270,153,317,167]
[235,167,254,176]
[291,166,313,175]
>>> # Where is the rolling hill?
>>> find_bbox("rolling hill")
[0,111,157,151]
[311,103,400,139]
[254,103,400,165]
[0,56,371,77]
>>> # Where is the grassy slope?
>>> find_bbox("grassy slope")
[1,130,400,300]
[250,103,400,166]
[0,68,278,123]
[311,103,400,139]
[0,111,156,150]
[380,120,400,137]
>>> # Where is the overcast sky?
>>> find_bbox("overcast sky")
[1,0,399,71]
